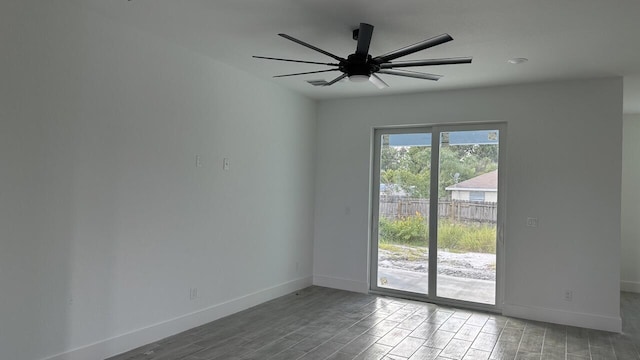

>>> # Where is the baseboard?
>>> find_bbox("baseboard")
[41,276,313,360]
[621,280,640,293]
[502,303,621,333]
[313,275,368,294]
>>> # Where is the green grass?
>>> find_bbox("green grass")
[379,213,428,246]
[379,216,496,254]
[437,220,496,253]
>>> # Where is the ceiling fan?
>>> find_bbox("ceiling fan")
[254,23,472,89]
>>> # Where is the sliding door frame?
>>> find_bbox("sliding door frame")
[370,126,434,300]
[369,122,507,313]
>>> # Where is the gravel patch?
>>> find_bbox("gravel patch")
[378,245,496,281]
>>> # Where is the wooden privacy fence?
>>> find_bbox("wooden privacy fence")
[379,197,497,223]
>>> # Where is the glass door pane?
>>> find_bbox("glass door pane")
[375,132,431,295]
[436,130,499,305]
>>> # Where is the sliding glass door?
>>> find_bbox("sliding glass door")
[435,129,500,305]
[372,130,432,295]
[371,124,505,310]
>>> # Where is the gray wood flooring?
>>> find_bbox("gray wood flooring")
[107,287,640,360]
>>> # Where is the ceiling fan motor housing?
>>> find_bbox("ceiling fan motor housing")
[341,54,380,77]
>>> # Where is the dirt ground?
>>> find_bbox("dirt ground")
[378,244,496,281]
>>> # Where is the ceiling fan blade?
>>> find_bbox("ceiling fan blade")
[380,57,472,69]
[324,73,348,86]
[369,74,389,89]
[253,56,339,66]
[278,33,346,62]
[378,69,442,81]
[273,69,339,78]
[355,23,374,57]
[373,33,453,63]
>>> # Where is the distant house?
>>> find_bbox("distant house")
[445,170,497,202]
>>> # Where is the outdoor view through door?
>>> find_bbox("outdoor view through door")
[373,126,501,307]
[376,132,432,296]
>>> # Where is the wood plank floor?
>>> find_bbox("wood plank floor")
[107,287,640,360]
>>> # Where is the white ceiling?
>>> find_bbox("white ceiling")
[87,0,640,113]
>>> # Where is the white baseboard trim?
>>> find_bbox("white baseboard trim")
[621,280,640,293]
[313,275,368,294]
[41,276,313,360]
[503,303,621,333]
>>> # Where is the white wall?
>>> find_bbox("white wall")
[314,79,623,332]
[0,2,316,360]
[622,114,640,293]
[451,190,498,202]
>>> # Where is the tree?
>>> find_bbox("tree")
[380,144,404,171]
[379,143,499,199]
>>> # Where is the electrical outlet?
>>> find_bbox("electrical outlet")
[564,290,573,302]
[223,158,230,171]
[526,217,538,227]
[190,288,198,300]
[195,155,202,168]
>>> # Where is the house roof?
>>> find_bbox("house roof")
[445,170,497,192]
